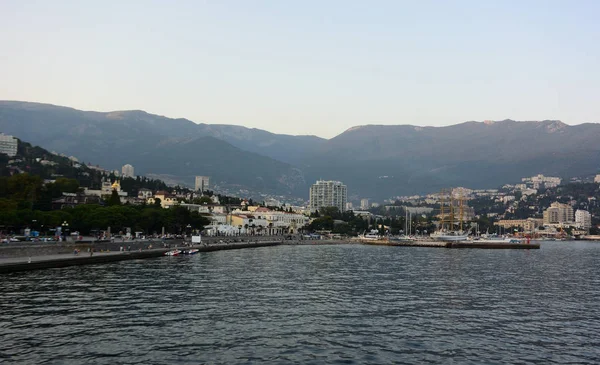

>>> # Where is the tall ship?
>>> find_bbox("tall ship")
[431,188,469,242]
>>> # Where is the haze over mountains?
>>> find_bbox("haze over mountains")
[1,101,600,201]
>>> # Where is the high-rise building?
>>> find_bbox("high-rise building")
[575,210,592,230]
[543,202,574,225]
[195,176,210,192]
[360,198,370,210]
[121,164,135,178]
[309,180,347,212]
[0,133,18,157]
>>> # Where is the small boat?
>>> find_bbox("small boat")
[430,231,469,242]
[389,235,415,242]
[181,249,199,255]
[164,249,181,256]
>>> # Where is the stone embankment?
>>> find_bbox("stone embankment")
[0,239,281,274]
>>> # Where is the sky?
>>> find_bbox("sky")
[1,0,599,138]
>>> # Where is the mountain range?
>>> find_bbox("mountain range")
[1,100,600,201]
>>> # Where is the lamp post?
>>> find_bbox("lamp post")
[61,221,69,242]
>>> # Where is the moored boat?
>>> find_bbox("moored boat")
[430,231,469,242]
[164,249,181,256]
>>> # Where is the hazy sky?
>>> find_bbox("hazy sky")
[1,1,599,138]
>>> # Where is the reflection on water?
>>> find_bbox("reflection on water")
[1,242,600,364]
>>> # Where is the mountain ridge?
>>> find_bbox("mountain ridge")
[2,100,600,200]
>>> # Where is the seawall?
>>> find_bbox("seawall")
[0,241,281,274]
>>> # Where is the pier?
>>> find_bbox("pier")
[359,239,540,249]
[0,241,281,274]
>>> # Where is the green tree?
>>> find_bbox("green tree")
[107,189,121,206]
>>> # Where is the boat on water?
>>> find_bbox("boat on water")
[430,231,469,242]
[389,235,415,242]
[430,188,470,242]
[164,249,181,256]
[181,249,199,255]
[360,229,382,240]
[475,237,523,244]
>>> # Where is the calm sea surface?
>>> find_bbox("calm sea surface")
[2,242,600,364]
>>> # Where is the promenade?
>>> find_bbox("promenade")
[0,239,283,274]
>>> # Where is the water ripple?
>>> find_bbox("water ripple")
[1,242,600,364]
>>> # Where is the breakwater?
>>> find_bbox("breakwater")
[360,239,540,249]
[0,241,281,274]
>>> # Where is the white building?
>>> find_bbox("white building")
[195,176,210,192]
[594,175,600,184]
[137,188,153,199]
[575,210,592,230]
[543,202,574,225]
[522,174,561,189]
[346,202,353,210]
[309,180,347,212]
[0,133,18,157]
[121,164,135,178]
[360,198,370,210]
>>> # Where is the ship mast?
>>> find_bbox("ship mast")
[459,189,464,232]
[439,190,446,231]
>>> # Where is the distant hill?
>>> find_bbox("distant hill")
[3,100,600,200]
[0,101,309,196]
[301,120,600,198]
[0,101,323,165]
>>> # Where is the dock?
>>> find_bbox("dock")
[360,239,540,249]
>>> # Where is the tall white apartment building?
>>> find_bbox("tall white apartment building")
[360,198,370,210]
[575,210,592,230]
[309,180,347,212]
[121,164,135,178]
[0,133,18,157]
[195,176,210,192]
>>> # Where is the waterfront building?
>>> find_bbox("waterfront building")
[309,180,347,212]
[121,164,135,178]
[0,133,18,157]
[543,202,574,225]
[195,176,210,192]
[575,210,592,230]
[495,218,543,231]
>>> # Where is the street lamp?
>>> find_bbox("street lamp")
[61,221,69,242]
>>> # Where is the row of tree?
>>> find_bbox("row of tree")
[0,172,209,235]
